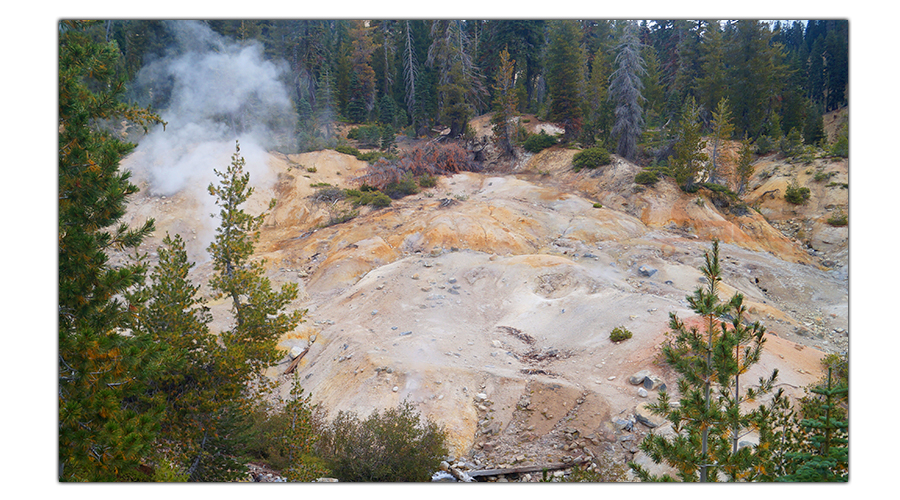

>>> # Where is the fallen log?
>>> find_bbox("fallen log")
[283,347,309,375]
[465,459,585,479]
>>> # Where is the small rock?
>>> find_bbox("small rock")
[629,370,651,385]
[392,386,399,392]
[608,376,616,381]
[638,265,657,277]
[637,387,649,398]
[411,273,420,280]
[400,331,413,336]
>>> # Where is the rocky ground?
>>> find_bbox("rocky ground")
[116,112,849,481]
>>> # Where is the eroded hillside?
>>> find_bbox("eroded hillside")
[117,118,848,477]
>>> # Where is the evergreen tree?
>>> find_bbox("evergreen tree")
[707,97,735,184]
[491,48,519,156]
[778,369,849,482]
[58,20,165,481]
[280,373,329,482]
[347,20,378,123]
[199,142,305,478]
[609,21,646,160]
[630,241,779,482]
[127,233,219,481]
[668,96,707,190]
[735,137,755,195]
[639,44,665,129]
[427,20,486,137]
[695,21,728,117]
[545,20,585,142]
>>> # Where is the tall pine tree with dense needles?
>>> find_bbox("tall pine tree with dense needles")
[208,142,304,381]
[609,21,646,161]
[668,96,707,191]
[58,20,166,481]
[630,241,778,482]
[545,20,585,142]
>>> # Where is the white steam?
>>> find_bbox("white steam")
[124,21,296,260]
[129,20,294,196]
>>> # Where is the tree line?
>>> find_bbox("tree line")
[90,19,847,159]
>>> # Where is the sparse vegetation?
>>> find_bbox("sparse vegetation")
[784,181,811,205]
[609,326,633,342]
[827,207,848,226]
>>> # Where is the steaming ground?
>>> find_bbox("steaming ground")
[117,143,848,472]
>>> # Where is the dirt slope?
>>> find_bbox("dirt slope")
[116,123,848,473]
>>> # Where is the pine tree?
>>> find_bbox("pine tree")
[707,97,735,184]
[609,21,646,160]
[777,368,849,482]
[126,233,218,480]
[281,373,329,482]
[545,20,586,142]
[491,48,519,156]
[58,20,165,481]
[208,142,304,381]
[630,241,778,482]
[735,137,755,195]
[668,96,708,190]
[192,142,305,479]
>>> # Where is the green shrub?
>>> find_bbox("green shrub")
[813,170,835,182]
[593,202,603,208]
[334,145,361,157]
[827,207,848,227]
[383,173,420,199]
[323,209,359,227]
[572,147,612,171]
[784,181,811,205]
[347,124,383,148]
[634,170,659,185]
[417,173,438,188]
[523,131,558,153]
[755,135,775,155]
[610,326,633,342]
[830,135,849,158]
[318,401,448,482]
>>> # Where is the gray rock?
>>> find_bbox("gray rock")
[643,375,665,391]
[639,265,658,277]
[637,387,649,398]
[629,370,651,385]
[400,331,413,336]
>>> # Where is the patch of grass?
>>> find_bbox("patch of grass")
[306,166,317,173]
[593,202,603,209]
